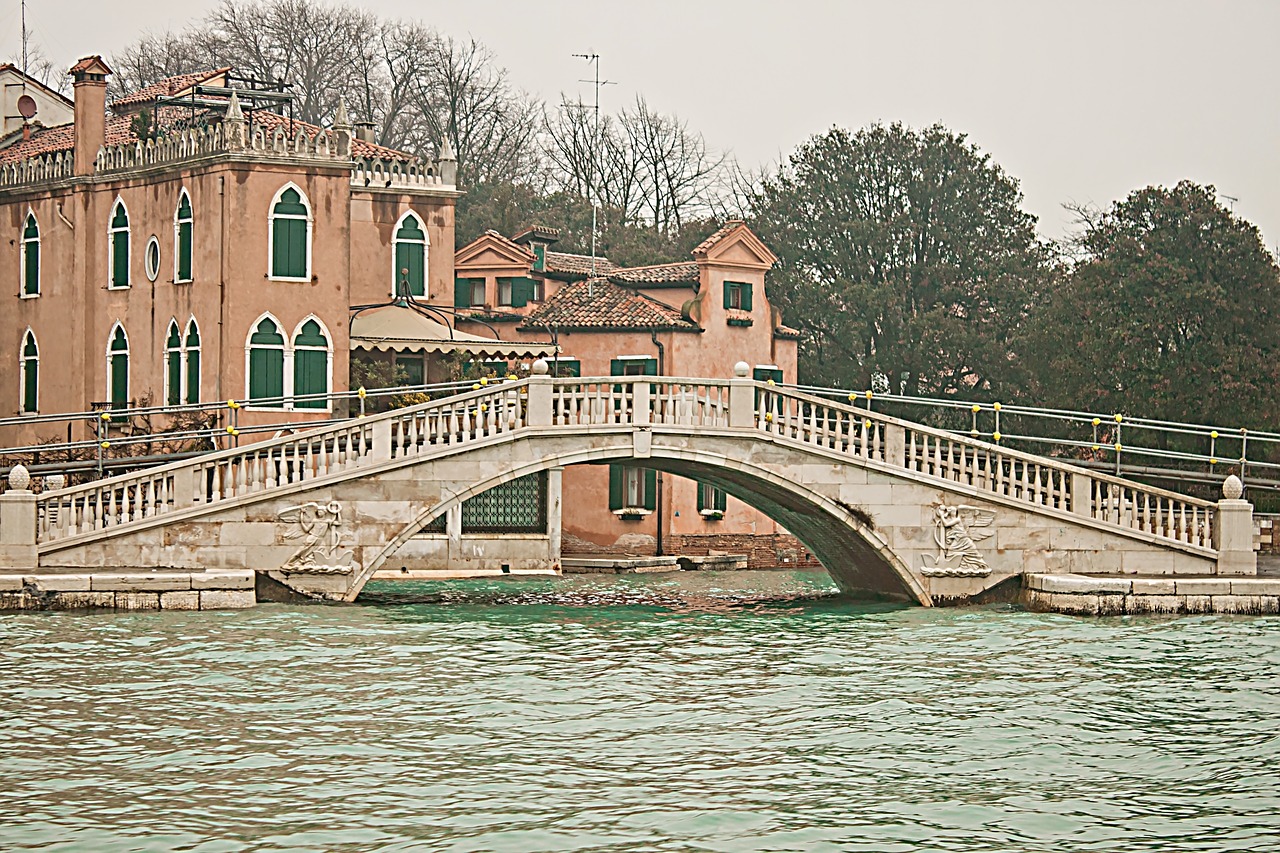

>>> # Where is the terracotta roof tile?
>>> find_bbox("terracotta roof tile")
[544,251,617,278]
[248,110,412,160]
[512,225,561,244]
[608,261,699,286]
[521,278,698,332]
[112,68,232,108]
[692,219,746,256]
[69,56,112,75]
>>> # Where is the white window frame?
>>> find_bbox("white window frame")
[20,328,38,415]
[144,236,161,282]
[108,197,131,290]
[267,182,314,283]
[289,314,334,413]
[106,321,130,404]
[20,208,39,299]
[173,188,193,284]
[184,317,201,405]
[623,466,646,507]
[498,278,513,306]
[244,312,289,411]
[164,319,184,406]
[471,279,487,307]
[390,209,428,299]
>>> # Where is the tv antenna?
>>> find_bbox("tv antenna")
[1220,193,1239,212]
[571,52,615,294]
[20,0,28,82]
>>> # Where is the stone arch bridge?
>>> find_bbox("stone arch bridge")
[2,373,1254,606]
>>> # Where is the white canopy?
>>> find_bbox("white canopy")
[349,306,557,358]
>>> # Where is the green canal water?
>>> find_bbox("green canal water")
[2,569,1279,852]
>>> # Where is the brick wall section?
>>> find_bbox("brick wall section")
[1257,515,1275,553]
[663,534,822,569]
[562,532,822,569]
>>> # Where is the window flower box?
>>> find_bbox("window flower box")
[614,507,651,521]
[699,509,725,521]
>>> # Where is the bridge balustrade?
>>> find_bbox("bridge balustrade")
[26,375,1220,555]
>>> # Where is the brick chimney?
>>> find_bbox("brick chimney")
[68,56,113,176]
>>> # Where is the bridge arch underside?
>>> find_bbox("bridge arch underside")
[363,433,929,606]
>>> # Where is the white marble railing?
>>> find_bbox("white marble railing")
[0,151,75,188]
[33,376,1217,552]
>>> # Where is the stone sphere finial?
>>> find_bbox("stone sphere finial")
[45,474,66,491]
[734,361,750,378]
[531,358,549,375]
[1223,474,1244,500]
[7,464,30,491]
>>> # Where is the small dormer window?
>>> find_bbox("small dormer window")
[724,281,753,311]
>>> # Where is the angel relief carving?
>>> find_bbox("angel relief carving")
[921,504,996,577]
[277,501,357,574]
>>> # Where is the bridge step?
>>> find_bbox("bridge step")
[1022,572,1280,615]
[0,570,256,611]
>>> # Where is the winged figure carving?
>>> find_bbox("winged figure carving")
[277,501,356,573]
[921,504,996,576]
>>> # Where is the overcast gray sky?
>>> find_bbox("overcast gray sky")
[13,0,1280,246]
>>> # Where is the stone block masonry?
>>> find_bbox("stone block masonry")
[0,570,257,611]
[1022,573,1280,616]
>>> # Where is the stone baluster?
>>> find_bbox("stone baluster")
[0,465,38,569]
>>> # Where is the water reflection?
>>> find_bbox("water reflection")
[2,570,1278,852]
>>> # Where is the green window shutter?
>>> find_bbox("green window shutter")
[178,221,193,281]
[24,240,39,295]
[167,350,182,405]
[511,277,536,308]
[533,244,545,272]
[396,356,425,387]
[294,349,328,408]
[610,359,625,376]
[273,218,307,278]
[609,464,624,510]
[642,358,658,376]
[454,278,473,307]
[23,359,37,413]
[396,242,426,297]
[643,468,657,511]
[696,481,706,512]
[723,282,734,309]
[715,487,726,512]
[742,283,753,311]
[249,348,284,401]
[555,359,580,378]
[186,349,200,404]
[110,353,129,409]
[112,230,129,287]
[273,189,307,215]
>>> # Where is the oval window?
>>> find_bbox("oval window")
[145,236,161,282]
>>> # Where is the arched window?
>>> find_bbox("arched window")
[393,211,427,298]
[174,190,193,283]
[107,324,129,409]
[21,212,39,297]
[165,321,183,406]
[269,185,311,280]
[109,199,130,289]
[247,316,285,404]
[185,319,201,404]
[20,330,38,414]
[292,318,330,409]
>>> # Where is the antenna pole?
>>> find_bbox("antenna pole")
[573,52,602,293]
[21,0,28,82]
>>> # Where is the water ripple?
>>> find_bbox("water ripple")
[1,570,1278,851]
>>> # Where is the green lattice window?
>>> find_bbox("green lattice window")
[697,481,726,515]
[461,473,547,533]
[724,280,753,310]
[498,277,538,307]
[454,277,485,307]
[394,213,427,297]
[271,187,310,279]
[22,213,39,296]
[109,201,130,288]
[175,191,193,282]
[609,465,656,511]
[293,319,329,409]
[21,331,38,414]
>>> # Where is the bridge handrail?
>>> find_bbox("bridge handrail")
[35,378,530,543]
[31,375,1217,552]
[758,383,1215,549]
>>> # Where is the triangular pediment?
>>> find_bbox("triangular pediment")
[455,231,534,270]
[694,223,778,270]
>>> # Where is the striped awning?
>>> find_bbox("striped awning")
[350,306,557,358]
